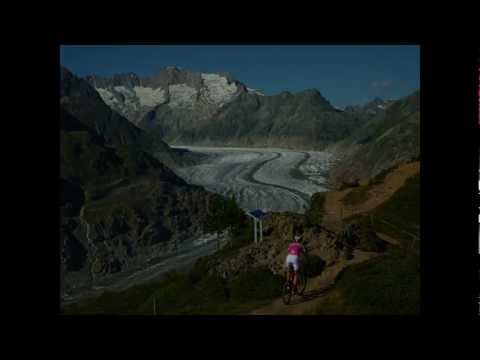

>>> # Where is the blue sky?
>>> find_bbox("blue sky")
[60,45,419,108]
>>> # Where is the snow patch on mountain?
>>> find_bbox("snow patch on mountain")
[133,86,167,107]
[168,84,198,108]
[200,73,238,105]
[113,85,135,97]
[90,70,250,124]
[96,88,119,106]
[113,86,139,109]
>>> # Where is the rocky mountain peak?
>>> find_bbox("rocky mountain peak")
[298,88,321,96]
[296,88,334,110]
[279,90,292,98]
[84,67,249,125]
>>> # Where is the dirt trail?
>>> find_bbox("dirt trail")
[249,161,419,315]
[322,162,419,231]
[249,250,379,315]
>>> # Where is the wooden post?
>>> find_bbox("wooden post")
[259,220,263,242]
[254,219,258,244]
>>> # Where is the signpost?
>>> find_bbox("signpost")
[246,209,269,244]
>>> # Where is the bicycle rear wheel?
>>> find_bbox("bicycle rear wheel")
[282,282,293,305]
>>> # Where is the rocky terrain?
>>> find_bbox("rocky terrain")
[200,197,389,284]
[61,67,183,168]
[60,67,238,300]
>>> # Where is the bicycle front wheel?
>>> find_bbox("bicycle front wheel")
[297,271,307,295]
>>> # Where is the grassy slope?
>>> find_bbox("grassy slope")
[340,165,398,206]
[313,173,420,314]
[329,91,419,186]
[313,247,419,315]
[337,91,419,153]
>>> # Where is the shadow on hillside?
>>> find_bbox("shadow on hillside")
[289,284,334,305]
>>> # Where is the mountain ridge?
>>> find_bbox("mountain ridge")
[83,67,361,149]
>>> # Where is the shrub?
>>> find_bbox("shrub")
[335,220,387,254]
[305,192,326,226]
[303,255,326,278]
[189,257,210,285]
[204,194,247,237]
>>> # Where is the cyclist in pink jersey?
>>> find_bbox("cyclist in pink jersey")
[285,233,306,292]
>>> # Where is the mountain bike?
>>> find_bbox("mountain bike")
[282,262,307,305]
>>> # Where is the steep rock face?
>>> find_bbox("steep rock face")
[60,121,220,292]
[85,67,252,129]
[61,177,218,289]
[61,67,180,168]
[328,91,419,187]
[61,67,143,147]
